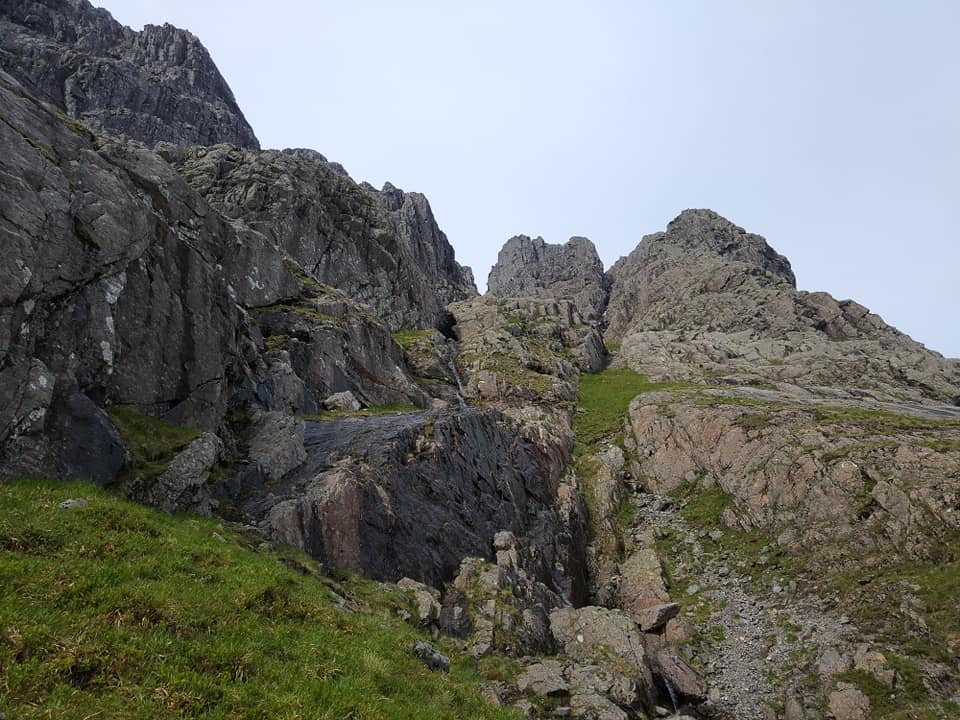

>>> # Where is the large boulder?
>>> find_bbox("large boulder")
[549,605,654,707]
[134,432,223,513]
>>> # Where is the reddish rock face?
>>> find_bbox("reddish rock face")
[628,387,960,564]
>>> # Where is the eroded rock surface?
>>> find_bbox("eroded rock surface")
[0,0,259,148]
[176,146,477,331]
[246,408,585,591]
[0,69,270,478]
[606,209,960,404]
[488,235,610,322]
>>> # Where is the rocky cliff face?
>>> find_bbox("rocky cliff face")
[174,145,477,332]
[0,68,271,484]
[488,235,610,322]
[0,0,259,148]
[606,209,960,405]
[3,7,960,717]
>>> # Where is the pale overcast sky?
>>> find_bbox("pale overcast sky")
[98,1,959,358]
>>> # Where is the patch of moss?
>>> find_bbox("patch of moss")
[0,111,57,162]
[482,352,555,395]
[821,440,898,463]
[694,394,777,409]
[668,482,798,584]
[813,406,960,433]
[675,484,732,527]
[735,412,770,430]
[289,266,337,298]
[392,328,433,349]
[253,302,341,324]
[828,536,960,662]
[264,334,288,351]
[616,496,636,531]
[53,107,96,141]
[73,215,101,250]
[575,368,689,447]
[916,438,960,453]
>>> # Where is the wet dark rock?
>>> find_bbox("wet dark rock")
[247,408,580,591]
[49,386,128,485]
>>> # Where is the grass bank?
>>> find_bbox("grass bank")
[0,479,519,720]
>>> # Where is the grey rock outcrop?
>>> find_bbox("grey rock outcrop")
[488,235,610,322]
[412,640,450,673]
[135,432,223,514]
[828,683,871,720]
[549,606,655,711]
[550,606,648,667]
[438,533,563,657]
[606,209,960,404]
[246,412,306,482]
[176,146,476,331]
[254,287,429,412]
[0,0,259,148]
[0,68,277,480]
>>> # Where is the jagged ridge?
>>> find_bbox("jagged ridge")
[0,0,260,148]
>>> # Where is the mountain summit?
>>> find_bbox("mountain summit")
[1,4,959,719]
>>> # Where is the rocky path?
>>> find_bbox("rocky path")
[630,490,860,720]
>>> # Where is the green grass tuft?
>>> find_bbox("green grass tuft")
[73,215,101,250]
[0,479,521,720]
[813,406,960,432]
[574,369,688,447]
[392,329,433,349]
[734,412,770,430]
[106,406,200,486]
[264,334,289,351]
[828,537,960,663]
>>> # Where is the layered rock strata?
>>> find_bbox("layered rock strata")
[176,145,477,331]
[0,0,260,148]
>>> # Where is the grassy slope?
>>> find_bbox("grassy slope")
[573,368,686,448]
[572,368,687,534]
[0,480,519,720]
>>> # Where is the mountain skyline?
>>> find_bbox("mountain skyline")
[94,0,960,359]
